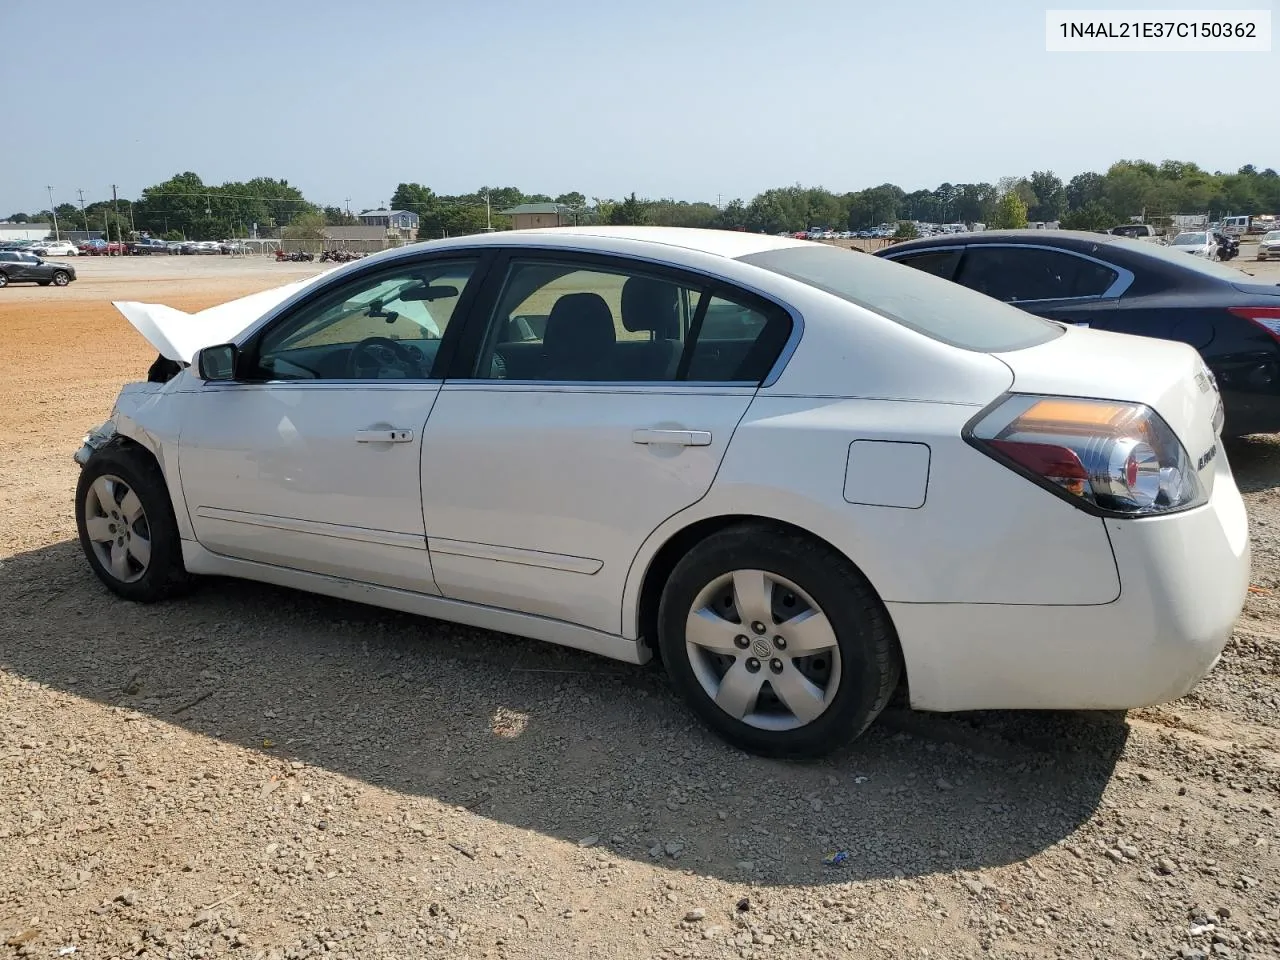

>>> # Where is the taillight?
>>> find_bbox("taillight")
[1229,306,1280,344]
[967,395,1206,517]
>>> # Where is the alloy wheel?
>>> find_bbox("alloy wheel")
[684,569,842,731]
[83,474,152,584]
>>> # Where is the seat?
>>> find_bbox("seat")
[616,276,683,381]
[540,292,617,380]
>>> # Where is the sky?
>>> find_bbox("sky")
[1,0,1275,215]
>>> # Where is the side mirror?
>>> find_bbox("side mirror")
[197,343,239,381]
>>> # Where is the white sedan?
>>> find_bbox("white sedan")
[33,240,79,256]
[73,227,1249,758]
[1169,231,1218,259]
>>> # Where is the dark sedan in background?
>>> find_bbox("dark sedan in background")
[876,230,1280,436]
[0,251,76,287]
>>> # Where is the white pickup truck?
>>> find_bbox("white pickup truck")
[1108,223,1164,243]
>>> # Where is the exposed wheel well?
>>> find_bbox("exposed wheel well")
[635,515,905,692]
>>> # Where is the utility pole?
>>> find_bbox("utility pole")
[111,184,121,253]
[485,190,492,231]
[47,186,60,240]
[76,189,88,236]
[344,197,352,218]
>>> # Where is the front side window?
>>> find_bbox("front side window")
[254,259,476,380]
[472,259,791,384]
[953,247,1118,302]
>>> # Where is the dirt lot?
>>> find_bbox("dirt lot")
[1,252,1279,960]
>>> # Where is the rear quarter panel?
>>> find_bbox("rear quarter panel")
[621,394,1123,638]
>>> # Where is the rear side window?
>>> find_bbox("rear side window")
[740,245,1063,352]
[954,247,1118,303]
[888,248,961,280]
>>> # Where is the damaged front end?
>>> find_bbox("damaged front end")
[74,419,118,466]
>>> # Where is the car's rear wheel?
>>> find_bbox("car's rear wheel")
[75,440,191,602]
[0,273,8,288]
[657,523,901,759]
[52,270,70,286]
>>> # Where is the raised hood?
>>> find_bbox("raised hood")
[113,270,336,364]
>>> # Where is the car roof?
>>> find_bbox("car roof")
[884,229,1121,253]
[394,226,810,261]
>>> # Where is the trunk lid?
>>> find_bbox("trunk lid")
[994,324,1224,491]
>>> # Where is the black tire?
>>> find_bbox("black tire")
[52,270,70,286]
[0,273,8,288]
[75,438,192,602]
[657,523,901,759]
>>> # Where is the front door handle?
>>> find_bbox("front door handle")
[631,428,712,447]
[354,428,414,443]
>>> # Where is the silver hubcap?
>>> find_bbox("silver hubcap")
[54,273,67,285]
[685,570,841,731]
[83,474,152,584]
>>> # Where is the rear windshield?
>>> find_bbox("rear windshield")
[1112,234,1259,281]
[738,245,1063,352]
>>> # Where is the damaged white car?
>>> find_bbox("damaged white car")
[75,227,1249,758]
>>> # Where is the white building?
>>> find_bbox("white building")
[0,222,53,241]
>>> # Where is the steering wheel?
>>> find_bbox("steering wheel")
[346,336,427,379]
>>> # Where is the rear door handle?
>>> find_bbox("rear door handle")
[354,428,414,443]
[631,428,712,447]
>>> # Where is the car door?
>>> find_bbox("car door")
[419,251,794,635]
[7,253,37,281]
[176,255,486,591]
[947,244,1130,328]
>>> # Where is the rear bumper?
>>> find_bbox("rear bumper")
[888,467,1250,712]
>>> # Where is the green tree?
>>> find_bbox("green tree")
[1027,171,1066,222]
[1060,201,1115,232]
[609,192,649,226]
[323,206,357,226]
[990,191,1028,229]
[894,221,919,239]
[283,211,327,239]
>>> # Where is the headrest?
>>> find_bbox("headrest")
[543,293,616,353]
[621,276,680,337]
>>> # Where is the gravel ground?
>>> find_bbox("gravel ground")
[1,254,1278,960]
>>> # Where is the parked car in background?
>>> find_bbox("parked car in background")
[0,251,76,287]
[1257,230,1280,261]
[876,229,1280,435]
[1169,231,1218,259]
[1108,223,1163,243]
[127,238,173,256]
[180,240,221,255]
[79,240,126,256]
[71,226,1246,759]
[32,240,79,257]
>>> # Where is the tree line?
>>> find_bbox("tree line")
[7,160,1279,242]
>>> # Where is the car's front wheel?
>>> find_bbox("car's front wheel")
[75,439,191,602]
[52,270,71,286]
[657,523,901,759]
[0,273,8,288]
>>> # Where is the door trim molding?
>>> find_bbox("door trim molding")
[194,506,426,550]
[427,536,603,574]
[180,540,646,664]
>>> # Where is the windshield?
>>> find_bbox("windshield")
[739,244,1063,352]
[1172,233,1207,245]
[1264,231,1280,241]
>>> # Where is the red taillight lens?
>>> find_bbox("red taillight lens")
[1228,306,1280,344]
[969,395,1205,516]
